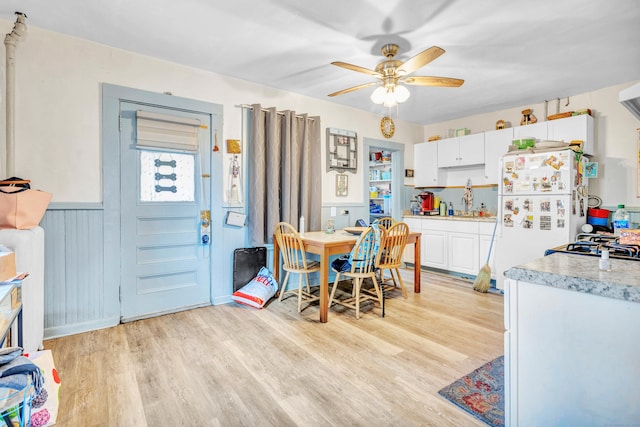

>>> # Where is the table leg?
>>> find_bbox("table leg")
[414,234,421,293]
[319,250,329,323]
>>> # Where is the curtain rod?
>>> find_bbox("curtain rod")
[235,104,316,121]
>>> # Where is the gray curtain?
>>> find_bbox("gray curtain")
[248,104,321,245]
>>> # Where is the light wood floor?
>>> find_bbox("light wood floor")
[45,269,504,426]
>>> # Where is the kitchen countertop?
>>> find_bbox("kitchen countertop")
[402,214,496,223]
[504,252,640,304]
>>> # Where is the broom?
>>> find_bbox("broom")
[474,217,498,293]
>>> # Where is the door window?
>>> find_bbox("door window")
[139,151,195,202]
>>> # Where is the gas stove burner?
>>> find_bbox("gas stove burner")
[575,233,616,243]
[603,242,640,258]
[566,241,599,253]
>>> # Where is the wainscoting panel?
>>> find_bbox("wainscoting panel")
[40,206,119,339]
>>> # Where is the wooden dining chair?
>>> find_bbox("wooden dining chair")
[328,226,384,319]
[274,222,321,312]
[372,216,396,230]
[376,221,410,298]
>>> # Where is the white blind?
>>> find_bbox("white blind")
[136,110,201,151]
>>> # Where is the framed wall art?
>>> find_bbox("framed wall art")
[326,127,357,173]
[336,173,348,197]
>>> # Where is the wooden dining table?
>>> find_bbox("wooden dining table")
[272,229,421,323]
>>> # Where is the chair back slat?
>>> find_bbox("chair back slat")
[372,216,396,231]
[348,225,382,274]
[275,222,310,271]
[378,222,409,268]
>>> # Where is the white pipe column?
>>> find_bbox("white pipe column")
[4,13,27,177]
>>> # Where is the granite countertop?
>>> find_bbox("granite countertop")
[402,214,496,223]
[505,252,640,304]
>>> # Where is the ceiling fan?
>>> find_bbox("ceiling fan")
[328,44,464,107]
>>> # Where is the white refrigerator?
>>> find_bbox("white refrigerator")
[495,148,588,290]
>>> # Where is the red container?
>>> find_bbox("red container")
[588,208,609,218]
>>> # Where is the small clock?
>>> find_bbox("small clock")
[380,116,395,139]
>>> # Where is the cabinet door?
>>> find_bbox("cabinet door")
[484,128,514,184]
[547,114,594,155]
[422,230,447,269]
[448,232,478,275]
[479,234,497,279]
[414,142,443,186]
[513,122,547,140]
[402,218,421,263]
[437,137,460,168]
[458,133,485,166]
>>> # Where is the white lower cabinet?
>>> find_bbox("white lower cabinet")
[422,230,448,269]
[403,217,496,277]
[448,232,478,275]
[402,218,421,264]
[478,222,497,279]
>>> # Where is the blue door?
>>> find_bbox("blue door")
[119,102,211,321]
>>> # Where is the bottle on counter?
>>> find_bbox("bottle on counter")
[439,201,446,216]
[448,202,454,216]
[599,248,611,271]
[612,204,630,236]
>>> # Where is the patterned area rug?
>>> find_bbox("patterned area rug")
[438,356,505,426]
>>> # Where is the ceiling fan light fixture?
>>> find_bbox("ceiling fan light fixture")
[371,84,410,107]
[370,86,387,104]
[394,84,410,103]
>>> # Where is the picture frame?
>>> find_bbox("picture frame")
[584,162,598,178]
[336,173,348,197]
[326,127,357,173]
[405,169,414,178]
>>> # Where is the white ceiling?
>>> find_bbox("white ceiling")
[2,0,639,125]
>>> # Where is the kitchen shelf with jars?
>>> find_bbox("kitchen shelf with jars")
[369,151,393,222]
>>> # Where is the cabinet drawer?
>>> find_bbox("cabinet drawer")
[446,220,479,234]
[402,217,422,230]
[421,218,452,232]
[479,220,498,235]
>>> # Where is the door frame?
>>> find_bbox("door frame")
[363,137,405,222]
[102,84,224,319]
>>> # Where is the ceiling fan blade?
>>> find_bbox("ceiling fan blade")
[328,82,379,97]
[331,61,382,77]
[396,46,445,75]
[402,76,464,87]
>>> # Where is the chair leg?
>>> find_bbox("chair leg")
[329,272,342,306]
[393,268,408,298]
[278,271,291,301]
[370,276,384,318]
[303,271,312,293]
[297,274,304,312]
[354,277,361,320]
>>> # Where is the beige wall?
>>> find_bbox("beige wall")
[1,19,638,208]
[422,81,640,208]
[0,20,423,204]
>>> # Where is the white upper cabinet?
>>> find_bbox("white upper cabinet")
[414,141,444,187]
[513,121,548,140]
[437,133,485,167]
[484,128,514,184]
[547,114,594,155]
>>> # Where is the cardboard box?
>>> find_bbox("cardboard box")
[619,229,640,245]
[0,251,17,282]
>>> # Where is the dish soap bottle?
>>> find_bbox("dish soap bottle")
[448,202,454,216]
[612,204,630,236]
[439,201,446,216]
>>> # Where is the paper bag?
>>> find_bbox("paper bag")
[26,350,61,427]
[0,185,52,230]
